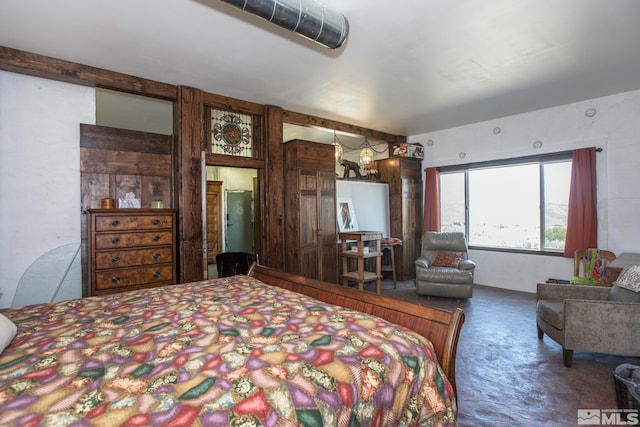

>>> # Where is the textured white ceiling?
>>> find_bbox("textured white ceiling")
[2,0,640,138]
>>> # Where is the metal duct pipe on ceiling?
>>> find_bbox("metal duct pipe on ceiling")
[220,0,348,49]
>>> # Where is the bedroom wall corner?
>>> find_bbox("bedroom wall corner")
[0,71,95,308]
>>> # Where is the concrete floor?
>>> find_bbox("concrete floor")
[376,279,640,427]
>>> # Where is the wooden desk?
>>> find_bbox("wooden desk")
[606,252,640,284]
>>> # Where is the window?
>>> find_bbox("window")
[440,154,571,252]
[210,109,253,157]
[440,172,465,234]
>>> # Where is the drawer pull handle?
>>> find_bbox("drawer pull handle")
[153,235,161,242]
[153,253,161,260]
[112,256,120,264]
[111,276,120,283]
[153,271,161,278]
[152,219,160,225]
[111,237,121,245]
[111,220,120,227]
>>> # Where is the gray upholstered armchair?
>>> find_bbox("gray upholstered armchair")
[415,231,475,298]
[536,282,640,367]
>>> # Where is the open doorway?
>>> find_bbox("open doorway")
[225,190,254,252]
[204,166,258,279]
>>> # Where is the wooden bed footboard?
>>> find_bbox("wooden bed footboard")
[248,264,465,397]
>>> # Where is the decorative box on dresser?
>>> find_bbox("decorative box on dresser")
[377,157,423,281]
[283,139,338,283]
[88,209,178,296]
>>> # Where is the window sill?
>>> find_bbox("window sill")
[468,246,566,257]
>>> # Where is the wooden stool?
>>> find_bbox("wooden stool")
[380,244,396,288]
[380,238,402,288]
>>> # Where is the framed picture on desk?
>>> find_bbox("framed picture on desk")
[337,198,359,232]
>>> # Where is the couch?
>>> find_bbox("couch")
[536,280,640,367]
[415,231,476,298]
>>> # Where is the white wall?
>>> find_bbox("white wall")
[336,180,390,237]
[0,71,95,308]
[410,89,640,293]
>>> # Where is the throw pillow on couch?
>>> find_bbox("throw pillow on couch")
[608,264,640,302]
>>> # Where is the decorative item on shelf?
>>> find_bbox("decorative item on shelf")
[336,134,386,180]
[367,168,381,182]
[118,192,141,208]
[392,142,424,159]
[341,159,363,179]
[100,197,115,209]
[151,201,165,209]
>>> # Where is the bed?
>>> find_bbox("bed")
[0,264,464,426]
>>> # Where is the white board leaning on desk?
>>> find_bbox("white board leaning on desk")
[336,180,390,237]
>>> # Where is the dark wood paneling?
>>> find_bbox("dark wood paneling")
[115,174,142,200]
[142,176,172,208]
[81,148,172,176]
[0,46,177,100]
[264,106,286,270]
[203,153,264,169]
[378,157,423,281]
[175,86,204,283]
[284,140,337,283]
[80,124,173,154]
[81,173,110,211]
[203,92,264,116]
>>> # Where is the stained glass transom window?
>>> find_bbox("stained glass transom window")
[211,109,253,157]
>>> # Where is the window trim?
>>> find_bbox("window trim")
[439,151,572,255]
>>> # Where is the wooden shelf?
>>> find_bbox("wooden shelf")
[339,231,382,294]
[341,271,381,281]
[340,251,382,258]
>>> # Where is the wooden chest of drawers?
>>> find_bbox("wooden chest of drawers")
[88,209,178,296]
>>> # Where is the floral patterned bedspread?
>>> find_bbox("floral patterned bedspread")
[0,276,456,426]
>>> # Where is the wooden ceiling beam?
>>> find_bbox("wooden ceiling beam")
[283,110,406,145]
[0,46,177,100]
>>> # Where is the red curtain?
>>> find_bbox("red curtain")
[563,147,598,257]
[422,167,441,233]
